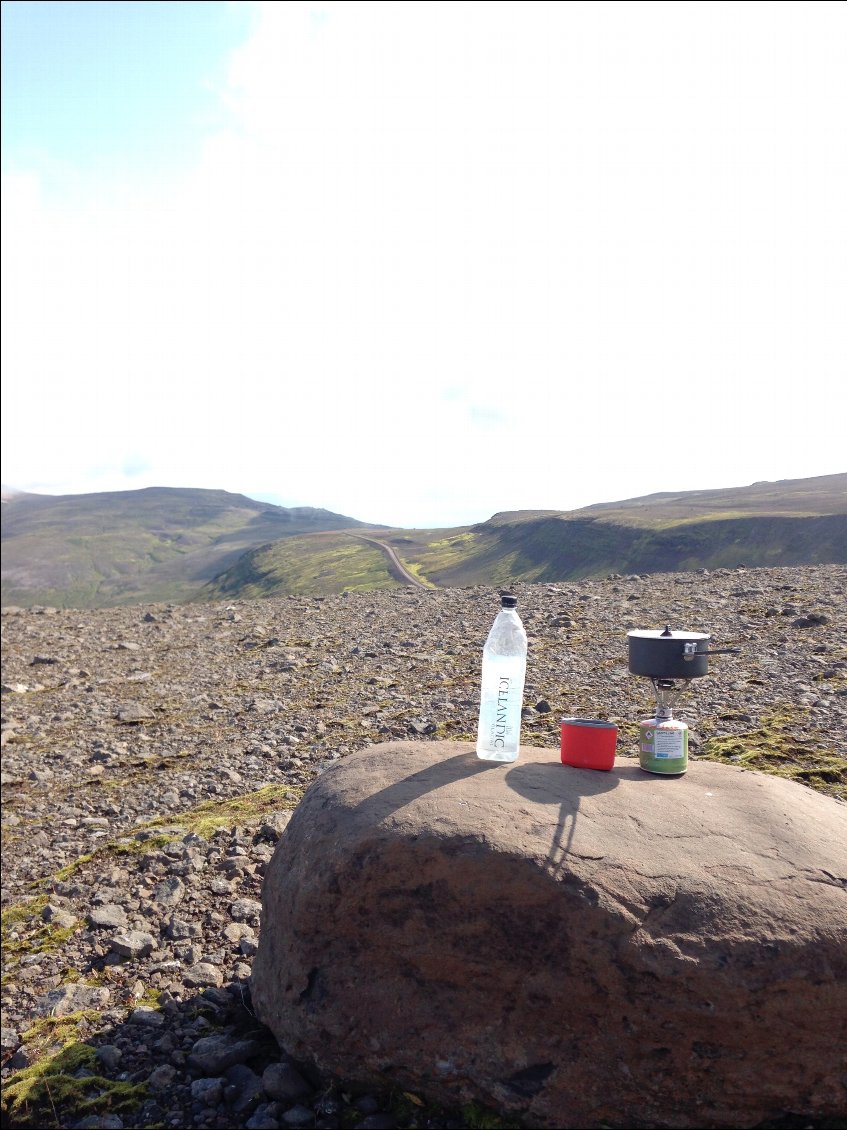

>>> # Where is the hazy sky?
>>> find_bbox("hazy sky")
[2,1,845,529]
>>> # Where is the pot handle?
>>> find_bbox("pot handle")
[682,643,740,660]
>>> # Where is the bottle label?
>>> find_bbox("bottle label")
[477,658,525,756]
[491,674,513,748]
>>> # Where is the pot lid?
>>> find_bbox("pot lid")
[627,627,710,641]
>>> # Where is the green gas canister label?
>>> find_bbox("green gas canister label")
[639,719,688,775]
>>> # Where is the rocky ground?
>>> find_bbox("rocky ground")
[2,565,846,1129]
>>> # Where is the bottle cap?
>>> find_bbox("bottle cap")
[500,593,518,608]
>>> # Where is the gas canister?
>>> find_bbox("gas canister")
[639,715,688,775]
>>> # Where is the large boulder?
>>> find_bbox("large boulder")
[251,741,847,1129]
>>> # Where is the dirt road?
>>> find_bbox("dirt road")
[346,533,431,588]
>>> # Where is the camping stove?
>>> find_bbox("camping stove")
[627,625,739,776]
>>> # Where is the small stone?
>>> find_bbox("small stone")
[230,898,263,923]
[261,1062,311,1102]
[184,962,224,988]
[128,1007,164,1028]
[6,1047,35,1071]
[115,703,155,723]
[258,812,292,840]
[225,1063,264,1114]
[199,987,233,1012]
[110,930,156,959]
[88,904,129,930]
[34,984,111,1018]
[223,922,255,944]
[95,1045,122,1071]
[167,916,200,939]
[191,1077,225,1105]
[407,720,436,735]
[42,904,78,929]
[188,1033,264,1075]
[246,1104,282,1130]
[148,1063,177,1090]
[282,1105,315,1128]
[152,877,186,907]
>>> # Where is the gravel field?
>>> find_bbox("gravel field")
[2,565,845,1129]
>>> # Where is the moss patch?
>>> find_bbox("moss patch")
[0,896,82,979]
[698,712,847,801]
[1,1029,146,1128]
[28,783,305,894]
[1,895,50,935]
[50,854,97,884]
[144,781,305,838]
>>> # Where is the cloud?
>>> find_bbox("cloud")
[2,1,846,527]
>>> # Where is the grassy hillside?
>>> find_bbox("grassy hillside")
[202,475,847,596]
[1,487,371,608]
[574,472,847,523]
[4,476,845,606]
[410,513,847,587]
[206,531,405,598]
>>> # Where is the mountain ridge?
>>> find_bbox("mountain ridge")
[1,486,375,608]
[3,475,846,607]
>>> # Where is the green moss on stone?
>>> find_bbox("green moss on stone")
[144,781,305,838]
[699,711,846,801]
[2,1037,146,1127]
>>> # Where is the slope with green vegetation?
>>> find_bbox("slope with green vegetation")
[1,486,372,608]
[204,474,847,597]
[207,531,406,597]
[416,512,847,586]
[3,475,845,606]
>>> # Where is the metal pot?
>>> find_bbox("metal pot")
[627,625,735,680]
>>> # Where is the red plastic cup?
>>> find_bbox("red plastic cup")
[561,718,617,771]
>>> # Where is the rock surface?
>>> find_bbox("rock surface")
[252,740,847,1129]
[1,564,846,1127]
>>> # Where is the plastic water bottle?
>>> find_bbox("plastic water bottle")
[476,593,528,762]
